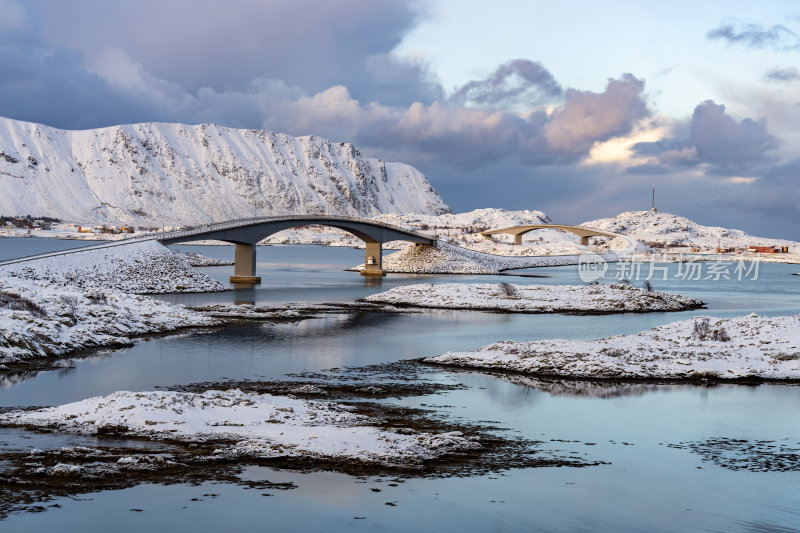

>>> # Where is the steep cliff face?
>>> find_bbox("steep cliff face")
[0,117,450,224]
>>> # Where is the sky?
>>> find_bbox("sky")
[1,0,799,238]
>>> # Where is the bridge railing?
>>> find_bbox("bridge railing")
[0,234,160,267]
[155,214,436,242]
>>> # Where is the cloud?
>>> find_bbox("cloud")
[449,59,562,110]
[543,74,649,158]
[699,157,800,233]
[632,100,777,176]
[0,0,28,32]
[0,10,654,173]
[265,75,649,169]
[751,158,800,213]
[0,37,158,129]
[688,100,777,173]
[763,66,800,82]
[706,21,799,50]
[0,1,653,171]
[362,53,444,106]
[27,0,436,106]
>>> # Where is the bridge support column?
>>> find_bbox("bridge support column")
[361,242,385,276]
[580,236,590,246]
[230,243,261,284]
[514,234,523,245]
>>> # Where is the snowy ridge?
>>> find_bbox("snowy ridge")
[426,314,800,380]
[0,116,449,224]
[582,211,799,250]
[0,390,479,465]
[374,208,554,233]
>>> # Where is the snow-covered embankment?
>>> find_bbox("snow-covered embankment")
[0,240,227,365]
[0,276,219,365]
[0,240,227,294]
[425,314,800,380]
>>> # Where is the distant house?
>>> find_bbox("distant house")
[748,245,782,254]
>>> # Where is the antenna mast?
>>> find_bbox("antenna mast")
[651,184,657,212]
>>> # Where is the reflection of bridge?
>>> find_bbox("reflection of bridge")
[158,215,435,282]
[481,224,637,249]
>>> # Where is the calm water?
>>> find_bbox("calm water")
[2,240,800,532]
[0,236,105,261]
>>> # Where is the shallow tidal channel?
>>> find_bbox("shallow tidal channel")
[2,241,800,531]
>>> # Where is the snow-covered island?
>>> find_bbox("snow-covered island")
[425,314,800,380]
[362,282,703,314]
[0,389,479,467]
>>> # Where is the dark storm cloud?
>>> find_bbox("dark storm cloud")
[745,158,800,213]
[449,59,563,109]
[688,158,800,236]
[763,66,800,82]
[0,30,157,128]
[688,100,777,174]
[632,100,777,176]
[361,53,444,107]
[26,0,437,106]
[0,0,439,128]
[706,21,799,50]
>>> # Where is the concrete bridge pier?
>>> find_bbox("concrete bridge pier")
[230,243,261,284]
[361,242,385,276]
[514,234,523,245]
[580,236,590,246]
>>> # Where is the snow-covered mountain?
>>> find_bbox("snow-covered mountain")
[0,116,450,224]
[582,211,798,249]
[374,207,553,231]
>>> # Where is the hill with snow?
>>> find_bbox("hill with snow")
[259,208,589,255]
[0,116,449,225]
[582,211,799,251]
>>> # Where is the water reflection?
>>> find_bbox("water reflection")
[361,275,383,288]
[446,369,706,398]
